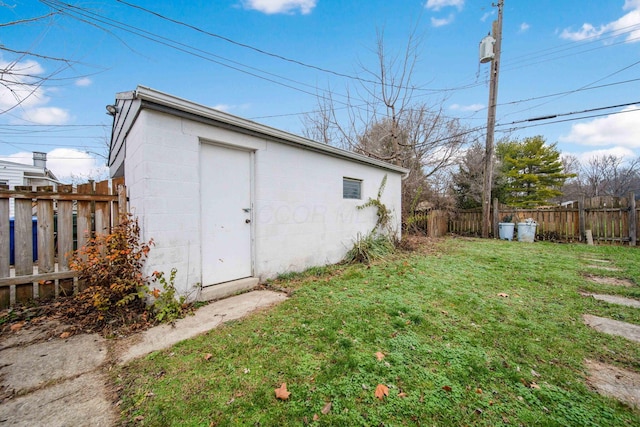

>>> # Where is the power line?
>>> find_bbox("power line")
[497,101,640,127]
[498,78,640,107]
[498,57,640,120]
[41,0,357,107]
[113,0,480,95]
[496,106,639,133]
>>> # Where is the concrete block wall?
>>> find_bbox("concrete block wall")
[253,141,401,278]
[125,111,202,297]
[124,108,403,296]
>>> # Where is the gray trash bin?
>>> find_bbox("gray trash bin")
[498,223,515,241]
[517,221,537,242]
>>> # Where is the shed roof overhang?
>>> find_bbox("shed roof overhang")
[109,85,409,176]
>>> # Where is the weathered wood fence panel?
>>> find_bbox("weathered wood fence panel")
[0,177,126,308]
[446,193,638,245]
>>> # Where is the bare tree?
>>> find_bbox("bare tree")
[556,154,582,202]
[0,9,77,115]
[450,141,485,209]
[303,30,470,218]
[578,154,640,198]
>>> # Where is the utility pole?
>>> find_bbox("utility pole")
[481,0,504,238]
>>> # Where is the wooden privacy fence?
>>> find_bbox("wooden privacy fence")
[447,194,638,245]
[405,211,450,237]
[0,177,126,308]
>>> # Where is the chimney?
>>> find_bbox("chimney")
[33,152,47,169]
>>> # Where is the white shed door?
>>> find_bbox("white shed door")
[200,143,252,285]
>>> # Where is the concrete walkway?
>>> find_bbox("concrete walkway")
[0,290,287,427]
[118,290,287,364]
[581,263,640,409]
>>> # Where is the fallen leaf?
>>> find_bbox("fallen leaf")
[275,383,291,400]
[10,322,24,332]
[375,351,385,361]
[60,331,71,339]
[498,293,509,298]
[442,385,452,392]
[530,382,540,389]
[375,384,389,400]
[531,369,540,377]
[398,392,408,398]
[313,414,319,421]
[476,388,483,394]
[204,353,213,361]
[321,402,332,415]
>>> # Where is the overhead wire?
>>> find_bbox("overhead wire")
[5,0,639,153]
[496,106,639,133]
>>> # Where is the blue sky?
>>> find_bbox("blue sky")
[1,0,639,181]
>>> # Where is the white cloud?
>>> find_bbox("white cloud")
[519,22,530,33]
[425,0,464,11]
[431,14,455,27]
[241,0,316,14]
[480,10,495,22]
[0,58,49,110]
[4,148,108,183]
[560,2,640,43]
[575,147,637,163]
[75,77,92,87]
[211,103,252,113]
[559,106,640,148]
[20,107,70,125]
[450,103,484,112]
[212,104,232,112]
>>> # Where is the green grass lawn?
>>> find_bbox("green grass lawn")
[115,238,640,426]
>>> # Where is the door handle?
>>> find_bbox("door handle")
[245,219,251,224]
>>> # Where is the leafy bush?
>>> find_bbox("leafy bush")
[68,215,187,328]
[69,215,152,314]
[151,268,186,323]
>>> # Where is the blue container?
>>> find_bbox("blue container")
[9,217,38,265]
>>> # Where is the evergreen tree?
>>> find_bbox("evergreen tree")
[496,136,575,207]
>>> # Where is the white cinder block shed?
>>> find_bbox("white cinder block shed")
[108,86,407,300]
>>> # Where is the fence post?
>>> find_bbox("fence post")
[629,192,636,246]
[117,184,127,218]
[0,185,9,278]
[578,196,586,242]
[492,198,499,239]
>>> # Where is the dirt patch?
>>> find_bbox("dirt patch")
[581,293,640,309]
[585,275,635,287]
[398,235,445,254]
[583,314,640,343]
[585,360,640,409]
